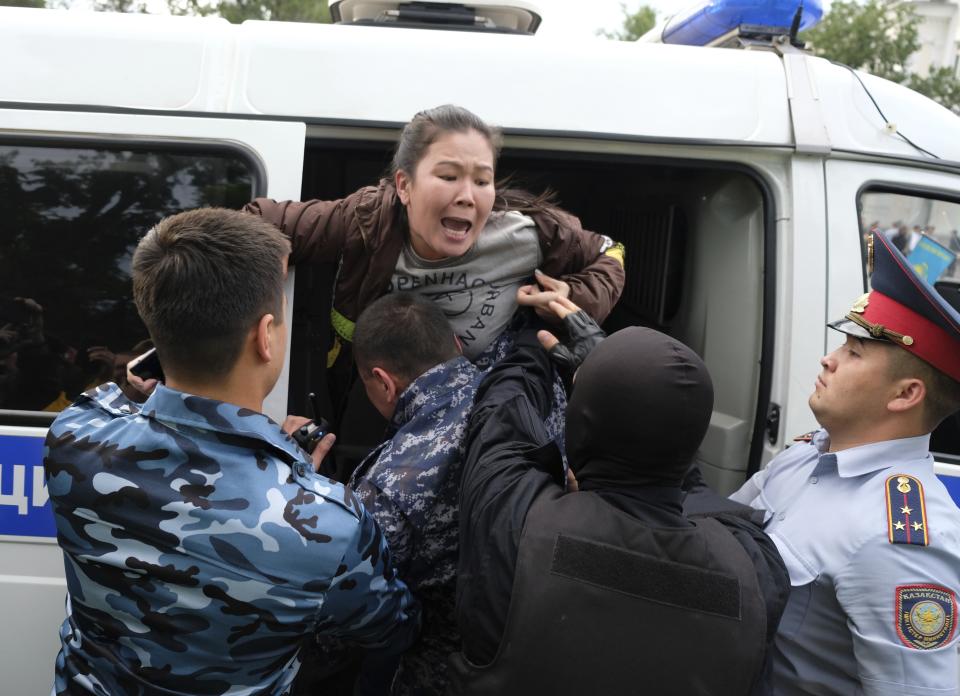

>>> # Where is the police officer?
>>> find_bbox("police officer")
[732,232,960,695]
[452,301,788,696]
[44,209,419,696]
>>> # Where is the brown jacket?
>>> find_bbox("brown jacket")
[244,179,625,342]
[246,179,624,430]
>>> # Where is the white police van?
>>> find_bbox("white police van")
[2,1,960,691]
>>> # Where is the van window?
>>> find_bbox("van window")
[0,142,256,418]
[859,190,960,462]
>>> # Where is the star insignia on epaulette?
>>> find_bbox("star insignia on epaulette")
[886,474,929,546]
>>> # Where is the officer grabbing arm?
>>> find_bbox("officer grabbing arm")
[453,299,785,696]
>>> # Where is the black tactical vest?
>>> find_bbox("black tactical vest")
[449,491,767,696]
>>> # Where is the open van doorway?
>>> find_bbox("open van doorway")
[288,137,772,494]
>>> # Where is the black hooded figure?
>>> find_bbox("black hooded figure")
[452,319,788,696]
[566,326,713,491]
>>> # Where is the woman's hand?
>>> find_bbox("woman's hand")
[516,269,571,323]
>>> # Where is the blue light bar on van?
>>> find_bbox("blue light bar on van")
[661,0,822,46]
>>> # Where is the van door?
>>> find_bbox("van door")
[0,108,305,695]
[825,159,960,506]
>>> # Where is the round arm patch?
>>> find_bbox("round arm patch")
[896,584,957,650]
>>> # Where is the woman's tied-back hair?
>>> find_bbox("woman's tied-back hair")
[132,208,291,382]
[390,104,556,215]
[390,104,503,179]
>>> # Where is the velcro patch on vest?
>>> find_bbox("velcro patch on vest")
[886,474,929,546]
[550,534,742,619]
[895,585,957,650]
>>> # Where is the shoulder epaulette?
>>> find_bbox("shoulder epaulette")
[886,474,929,546]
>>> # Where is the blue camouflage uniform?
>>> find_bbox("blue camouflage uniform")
[731,429,960,695]
[44,383,419,696]
[350,355,483,696]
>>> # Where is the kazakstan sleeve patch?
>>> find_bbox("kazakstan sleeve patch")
[895,584,957,650]
[885,474,928,546]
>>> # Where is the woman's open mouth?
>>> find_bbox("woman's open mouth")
[441,217,472,238]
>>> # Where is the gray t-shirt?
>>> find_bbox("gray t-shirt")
[390,210,542,359]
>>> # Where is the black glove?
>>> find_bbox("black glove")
[546,310,606,372]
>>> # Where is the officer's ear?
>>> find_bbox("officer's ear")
[254,313,277,364]
[370,367,401,406]
[886,377,926,415]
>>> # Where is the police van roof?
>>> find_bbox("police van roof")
[3,6,960,164]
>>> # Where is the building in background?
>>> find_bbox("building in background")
[910,0,960,75]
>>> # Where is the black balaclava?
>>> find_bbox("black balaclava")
[565,327,714,490]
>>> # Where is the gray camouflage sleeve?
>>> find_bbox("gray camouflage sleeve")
[318,504,420,652]
[351,478,415,578]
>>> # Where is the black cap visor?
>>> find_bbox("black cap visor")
[827,317,886,342]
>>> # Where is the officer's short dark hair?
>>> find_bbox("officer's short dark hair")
[887,346,960,430]
[132,208,290,381]
[354,294,459,384]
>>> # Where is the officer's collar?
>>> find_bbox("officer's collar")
[140,383,304,464]
[814,429,932,477]
[392,355,476,429]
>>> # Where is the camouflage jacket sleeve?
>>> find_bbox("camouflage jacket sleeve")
[351,477,415,579]
[319,502,420,652]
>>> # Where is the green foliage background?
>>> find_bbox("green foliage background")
[598,3,657,41]
[802,0,960,114]
[0,0,330,22]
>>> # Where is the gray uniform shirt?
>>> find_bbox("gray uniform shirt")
[390,211,541,360]
[731,430,960,696]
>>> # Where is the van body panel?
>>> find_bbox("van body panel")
[935,463,960,505]
[0,423,62,696]
[6,7,959,165]
[0,108,305,693]
[810,58,960,163]
[768,157,829,460]
[0,8,233,112]
[234,22,793,145]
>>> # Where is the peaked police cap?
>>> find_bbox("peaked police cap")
[829,232,960,382]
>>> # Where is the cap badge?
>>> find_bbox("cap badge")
[851,293,870,314]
